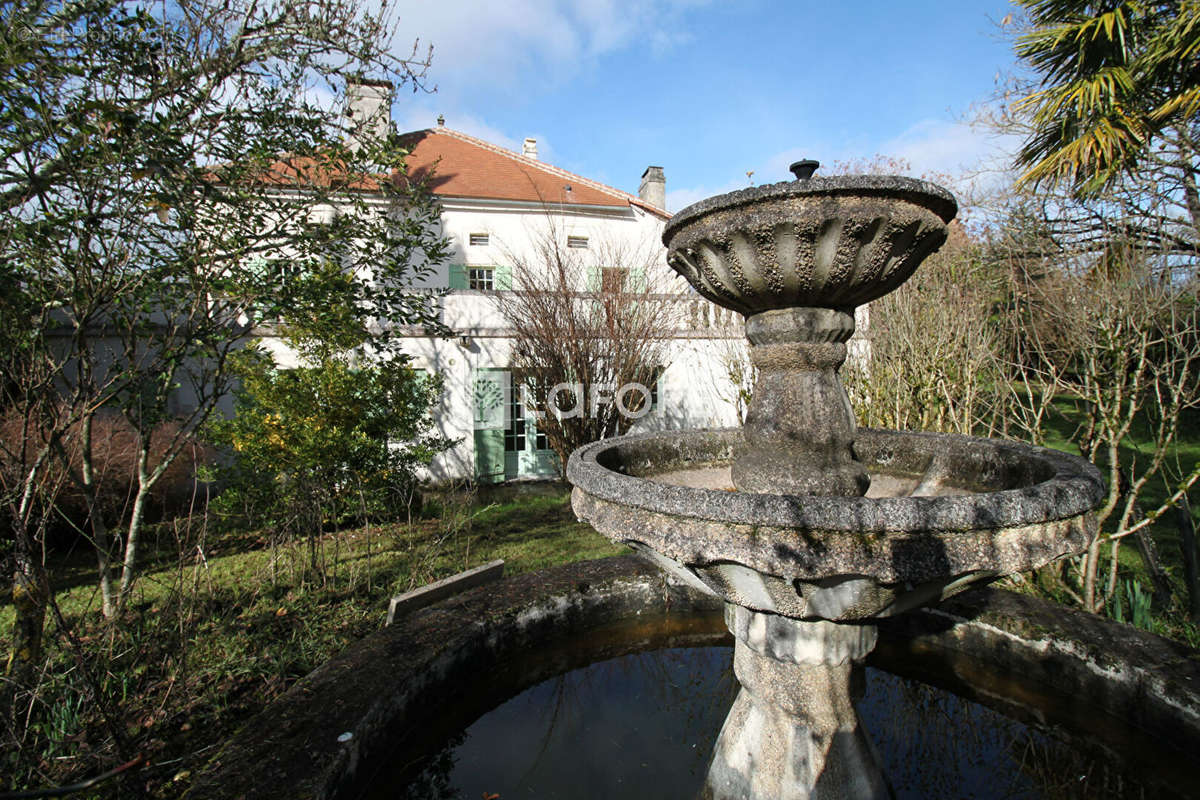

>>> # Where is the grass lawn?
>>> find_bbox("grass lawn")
[981,391,1200,646]
[1033,398,1200,583]
[0,483,625,798]
[5,429,1200,797]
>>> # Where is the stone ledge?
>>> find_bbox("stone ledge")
[385,559,505,625]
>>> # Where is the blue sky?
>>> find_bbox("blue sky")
[390,1,1025,211]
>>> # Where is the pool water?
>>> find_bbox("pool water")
[392,646,1172,800]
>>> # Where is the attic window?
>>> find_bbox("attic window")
[469,233,489,247]
[567,235,589,249]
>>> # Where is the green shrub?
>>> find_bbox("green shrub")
[207,345,450,537]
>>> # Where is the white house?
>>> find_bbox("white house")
[290,83,747,482]
[395,129,753,481]
[255,82,869,483]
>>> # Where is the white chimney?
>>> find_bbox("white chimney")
[344,79,393,152]
[523,138,538,160]
[639,166,666,210]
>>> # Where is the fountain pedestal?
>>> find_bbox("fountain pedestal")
[736,308,867,496]
[705,606,887,800]
[568,163,1104,800]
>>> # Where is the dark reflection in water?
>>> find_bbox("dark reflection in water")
[392,647,1173,800]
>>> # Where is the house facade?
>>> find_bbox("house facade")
[388,121,749,482]
[262,82,867,483]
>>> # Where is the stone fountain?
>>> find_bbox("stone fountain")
[567,163,1105,799]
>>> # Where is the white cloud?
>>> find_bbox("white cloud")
[666,177,745,214]
[665,114,1026,220]
[393,106,517,147]
[396,0,712,96]
[665,115,1024,214]
[881,118,1015,178]
[391,103,558,165]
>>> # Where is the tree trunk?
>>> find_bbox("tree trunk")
[1082,536,1101,612]
[7,525,49,685]
[6,445,54,685]
[1130,505,1173,606]
[1174,127,1200,241]
[117,486,150,608]
[116,443,154,609]
[80,414,116,617]
[1177,495,1200,622]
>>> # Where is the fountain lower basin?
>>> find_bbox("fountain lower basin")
[395,641,1181,799]
[181,556,1200,800]
[568,427,1103,799]
[568,427,1104,621]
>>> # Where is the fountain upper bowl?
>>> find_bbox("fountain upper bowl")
[663,175,958,315]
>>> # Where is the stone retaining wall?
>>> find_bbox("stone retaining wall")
[184,557,1200,800]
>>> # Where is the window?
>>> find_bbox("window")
[469,233,489,246]
[650,366,664,408]
[451,264,510,290]
[469,267,494,291]
[567,235,588,249]
[528,377,551,450]
[504,375,526,452]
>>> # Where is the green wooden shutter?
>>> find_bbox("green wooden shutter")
[586,265,601,291]
[629,267,647,292]
[474,429,505,483]
[449,264,468,289]
[472,370,506,430]
[472,369,507,482]
[495,264,512,290]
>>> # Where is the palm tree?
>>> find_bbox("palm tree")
[1013,0,1200,196]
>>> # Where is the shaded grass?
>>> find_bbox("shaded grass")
[1034,398,1200,573]
[0,484,625,798]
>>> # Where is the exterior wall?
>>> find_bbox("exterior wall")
[393,196,749,482]
[257,192,871,484]
[392,294,748,482]
[415,197,673,292]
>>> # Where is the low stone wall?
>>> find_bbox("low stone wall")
[184,557,1200,800]
[875,587,1200,793]
[183,556,724,800]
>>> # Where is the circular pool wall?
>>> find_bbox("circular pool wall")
[183,556,1200,800]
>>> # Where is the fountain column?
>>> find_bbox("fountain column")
[735,307,868,496]
[704,607,888,800]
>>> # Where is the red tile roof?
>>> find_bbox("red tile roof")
[231,126,668,219]
[400,127,667,218]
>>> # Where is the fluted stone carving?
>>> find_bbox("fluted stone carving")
[664,173,955,497]
[665,177,955,315]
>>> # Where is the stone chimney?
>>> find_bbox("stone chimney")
[639,166,666,209]
[523,138,538,160]
[344,79,393,152]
